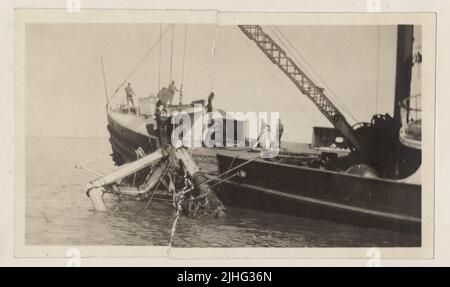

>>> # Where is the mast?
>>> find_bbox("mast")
[100,56,109,106]
[393,25,415,178]
[393,25,414,126]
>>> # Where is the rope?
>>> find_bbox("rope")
[268,26,359,124]
[142,163,171,211]
[75,152,108,176]
[100,57,109,103]
[210,172,239,188]
[76,152,108,168]
[227,155,238,171]
[168,192,184,247]
[181,24,188,86]
[108,24,172,106]
[375,26,380,114]
[241,29,317,126]
[170,24,175,82]
[158,24,162,91]
[139,154,254,213]
[77,165,103,177]
[176,157,256,197]
[194,158,256,191]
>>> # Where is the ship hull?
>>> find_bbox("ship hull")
[106,108,246,183]
[215,153,421,236]
[107,112,158,161]
[106,110,160,184]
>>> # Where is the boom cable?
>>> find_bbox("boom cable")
[375,26,380,114]
[170,24,175,82]
[100,56,109,103]
[181,24,188,86]
[241,29,317,126]
[158,24,162,91]
[268,26,359,123]
[108,24,172,105]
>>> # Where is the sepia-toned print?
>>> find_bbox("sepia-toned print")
[14,10,436,259]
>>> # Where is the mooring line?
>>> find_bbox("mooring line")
[167,156,254,255]
[210,172,239,188]
[199,158,255,187]
[142,163,171,212]
[167,193,184,255]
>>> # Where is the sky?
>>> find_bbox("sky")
[25,24,421,143]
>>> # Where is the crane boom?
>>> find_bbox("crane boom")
[239,25,361,150]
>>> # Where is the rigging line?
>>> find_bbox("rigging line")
[266,26,312,79]
[142,163,171,211]
[184,158,256,193]
[268,26,347,112]
[108,24,172,104]
[269,26,359,123]
[245,38,317,126]
[266,26,337,110]
[100,57,109,104]
[170,24,174,82]
[158,24,162,91]
[270,25,358,123]
[241,33,317,126]
[210,173,239,188]
[181,24,188,86]
[375,26,380,114]
[242,27,317,125]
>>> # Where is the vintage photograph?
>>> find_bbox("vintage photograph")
[23,19,425,250]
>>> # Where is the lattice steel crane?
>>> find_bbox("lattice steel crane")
[239,25,362,150]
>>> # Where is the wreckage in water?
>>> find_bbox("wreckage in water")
[85,25,242,218]
[85,24,422,237]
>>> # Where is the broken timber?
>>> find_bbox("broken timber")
[86,146,225,218]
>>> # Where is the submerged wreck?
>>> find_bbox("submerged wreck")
[85,24,422,238]
[87,93,235,217]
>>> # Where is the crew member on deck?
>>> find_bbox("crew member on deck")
[168,80,180,106]
[276,119,284,148]
[125,83,135,112]
[207,92,215,113]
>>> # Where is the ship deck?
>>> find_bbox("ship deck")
[192,143,349,175]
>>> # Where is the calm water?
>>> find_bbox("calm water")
[25,137,418,247]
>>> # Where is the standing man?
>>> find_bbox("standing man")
[167,80,180,106]
[125,82,135,113]
[276,119,284,148]
[206,92,215,113]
